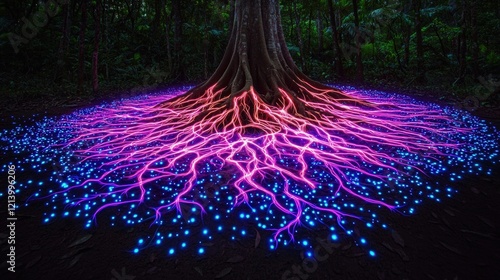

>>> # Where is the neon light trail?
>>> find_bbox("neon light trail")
[1,85,498,257]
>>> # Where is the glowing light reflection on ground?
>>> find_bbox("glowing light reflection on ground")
[1,85,498,256]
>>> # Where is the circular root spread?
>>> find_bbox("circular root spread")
[10,0,498,252]
[61,81,472,241]
[8,85,499,252]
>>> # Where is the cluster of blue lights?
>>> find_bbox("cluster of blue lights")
[0,86,498,259]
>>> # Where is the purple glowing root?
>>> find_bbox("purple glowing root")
[44,86,472,242]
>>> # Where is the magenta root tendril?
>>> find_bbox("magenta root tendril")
[2,85,498,256]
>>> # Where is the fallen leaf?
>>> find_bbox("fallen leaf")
[439,241,463,256]
[341,242,352,251]
[194,267,203,276]
[460,229,494,239]
[68,234,92,248]
[60,246,93,259]
[444,208,455,217]
[215,267,232,279]
[226,255,244,263]
[381,241,394,252]
[477,215,495,228]
[68,253,82,268]
[149,253,157,263]
[26,255,42,268]
[393,247,410,262]
[255,229,261,248]
[391,230,405,247]
[147,266,157,274]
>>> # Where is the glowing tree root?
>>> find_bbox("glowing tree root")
[49,0,474,243]
[56,81,470,242]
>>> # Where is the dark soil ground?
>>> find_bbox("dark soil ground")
[1,84,499,280]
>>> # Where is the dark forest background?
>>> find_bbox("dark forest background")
[1,0,499,110]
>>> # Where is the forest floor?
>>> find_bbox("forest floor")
[1,80,499,121]
[1,83,499,280]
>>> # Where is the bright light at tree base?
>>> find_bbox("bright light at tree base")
[1,85,498,257]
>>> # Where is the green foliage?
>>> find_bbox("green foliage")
[0,0,499,101]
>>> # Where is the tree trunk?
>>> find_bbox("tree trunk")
[403,1,411,67]
[152,0,161,36]
[457,0,468,84]
[328,0,344,78]
[172,0,185,80]
[78,0,88,94]
[92,0,101,94]
[165,12,172,75]
[229,0,235,34]
[317,11,323,54]
[161,0,358,132]
[352,0,364,82]
[415,0,424,82]
[470,0,479,78]
[55,0,71,82]
[292,2,306,72]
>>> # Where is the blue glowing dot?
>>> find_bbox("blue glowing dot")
[169,248,175,255]
[138,239,144,244]
[331,234,338,241]
[181,242,186,248]
[369,250,376,257]
[360,238,366,244]
[198,248,205,254]
[133,248,139,254]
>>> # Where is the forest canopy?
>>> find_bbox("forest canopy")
[1,0,499,105]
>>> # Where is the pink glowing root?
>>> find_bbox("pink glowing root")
[56,84,469,240]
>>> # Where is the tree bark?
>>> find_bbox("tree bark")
[55,0,71,82]
[328,0,344,78]
[414,0,424,82]
[403,1,411,67]
[317,11,323,54]
[78,0,89,94]
[152,0,161,36]
[172,0,186,80]
[470,0,479,78]
[161,0,360,131]
[352,0,364,82]
[292,2,306,73]
[92,0,101,94]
